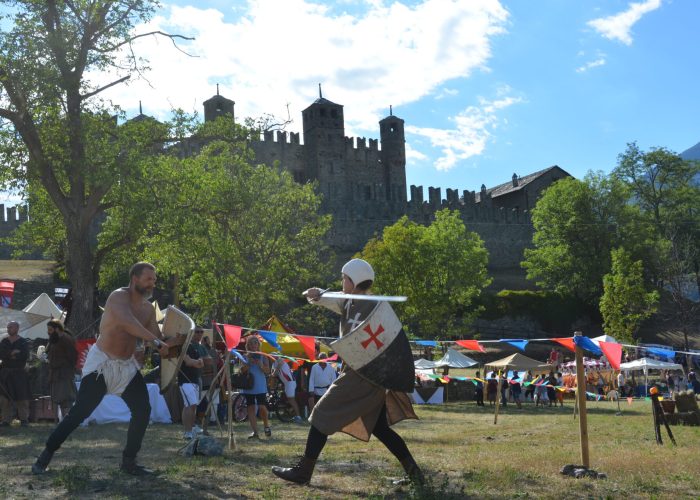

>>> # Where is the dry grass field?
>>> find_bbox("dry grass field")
[0,260,55,282]
[0,398,698,499]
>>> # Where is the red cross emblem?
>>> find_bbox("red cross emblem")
[361,324,384,349]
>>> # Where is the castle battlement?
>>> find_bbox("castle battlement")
[0,204,28,225]
[342,136,380,152]
[256,130,301,145]
[406,185,530,224]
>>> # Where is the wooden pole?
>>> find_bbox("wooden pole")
[574,336,590,467]
[494,369,502,425]
[223,349,236,450]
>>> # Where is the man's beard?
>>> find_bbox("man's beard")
[134,284,153,299]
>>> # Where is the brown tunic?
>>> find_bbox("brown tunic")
[0,336,32,401]
[47,333,78,405]
[308,295,417,441]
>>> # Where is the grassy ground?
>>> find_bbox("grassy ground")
[0,260,55,281]
[1,398,698,499]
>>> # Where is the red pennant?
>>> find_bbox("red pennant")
[0,280,14,308]
[552,337,575,352]
[324,354,338,362]
[455,340,485,353]
[599,341,622,371]
[294,335,316,361]
[222,324,242,350]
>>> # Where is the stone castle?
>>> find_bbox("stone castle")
[201,90,571,287]
[0,90,571,288]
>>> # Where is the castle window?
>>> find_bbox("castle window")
[390,125,396,133]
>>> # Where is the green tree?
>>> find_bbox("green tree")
[0,1,188,333]
[359,209,490,338]
[522,173,641,305]
[600,247,658,344]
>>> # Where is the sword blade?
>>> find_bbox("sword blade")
[320,292,407,302]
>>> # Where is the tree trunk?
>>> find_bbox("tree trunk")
[65,220,99,338]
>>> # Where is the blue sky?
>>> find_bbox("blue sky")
[4,0,699,205]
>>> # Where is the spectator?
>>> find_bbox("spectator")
[191,328,213,429]
[45,319,78,421]
[546,371,557,407]
[486,372,498,406]
[308,353,337,411]
[510,373,522,409]
[241,336,271,439]
[535,374,548,408]
[179,338,204,440]
[273,357,303,423]
[524,370,534,401]
[473,371,484,407]
[500,373,509,407]
[0,321,31,426]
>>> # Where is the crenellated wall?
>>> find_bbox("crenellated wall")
[0,204,29,258]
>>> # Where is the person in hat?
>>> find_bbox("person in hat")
[272,258,422,486]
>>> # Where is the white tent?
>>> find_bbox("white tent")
[20,293,64,339]
[619,357,684,396]
[413,349,478,370]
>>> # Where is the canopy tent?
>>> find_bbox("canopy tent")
[619,357,683,372]
[20,293,64,339]
[619,357,684,396]
[0,308,51,340]
[485,353,552,371]
[414,349,478,369]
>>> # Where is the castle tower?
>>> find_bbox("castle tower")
[302,87,345,208]
[203,89,235,123]
[379,108,406,207]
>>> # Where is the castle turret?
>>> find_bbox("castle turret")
[379,107,406,206]
[302,87,346,208]
[203,90,235,123]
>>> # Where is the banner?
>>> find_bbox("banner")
[0,281,14,308]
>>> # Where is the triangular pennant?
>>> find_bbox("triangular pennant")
[573,336,602,356]
[294,335,317,361]
[599,341,622,371]
[222,324,242,350]
[645,347,676,360]
[455,340,485,353]
[500,339,528,351]
[257,330,282,351]
[552,337,575,352]
[415,340,438,347]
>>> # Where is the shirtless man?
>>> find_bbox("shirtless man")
[32,262,169,475]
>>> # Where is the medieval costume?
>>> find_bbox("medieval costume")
[47,331,78,417]
[0,334,31,425]
[272,258,422,485]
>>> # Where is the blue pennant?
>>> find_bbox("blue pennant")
[645,347,676,360]
[415,340,438,347]
[257,330,282,351]
[573,336,602,356]
[500,339,528,351]
[229,349,248,363]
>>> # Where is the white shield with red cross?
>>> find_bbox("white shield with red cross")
[331,301,414,392]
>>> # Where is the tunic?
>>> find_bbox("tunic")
[47,333,78,405]
[308,294,417,442]
[0,336,32,401]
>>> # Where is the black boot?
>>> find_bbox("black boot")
[271,456,316,485]
[120,455,155,476]
[393,456,424,486]
[32,448,54,475]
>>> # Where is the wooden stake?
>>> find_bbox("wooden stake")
[574,337,590,468]
[223,349,236,450]
[494,370,502,425]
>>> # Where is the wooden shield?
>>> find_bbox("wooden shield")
[331,301,414,392]
[159,305,195,395]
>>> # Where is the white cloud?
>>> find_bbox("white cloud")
[406,92,523,172]
[576,57,606,73]
[587,0,662,46]
[90,0,509,138]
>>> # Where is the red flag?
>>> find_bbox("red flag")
[455,340,485,353]
[75,339,96,370]
[223,324,242,350]
[599,341,622,370]
[0,280,14,308]
[552,337,575,352]
[294,335,316,361]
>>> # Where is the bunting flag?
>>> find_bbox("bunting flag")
[257,330,282,351]
[295,335,317,361]
[415,340,438,347]
[599,341,622,370]
[0,280,14,308]
[645,347,676,360]
[573,336,602,356]
[222,324,242,350]
[500,339,528,351]
[455,340,485,353]
[552,337,575,352]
